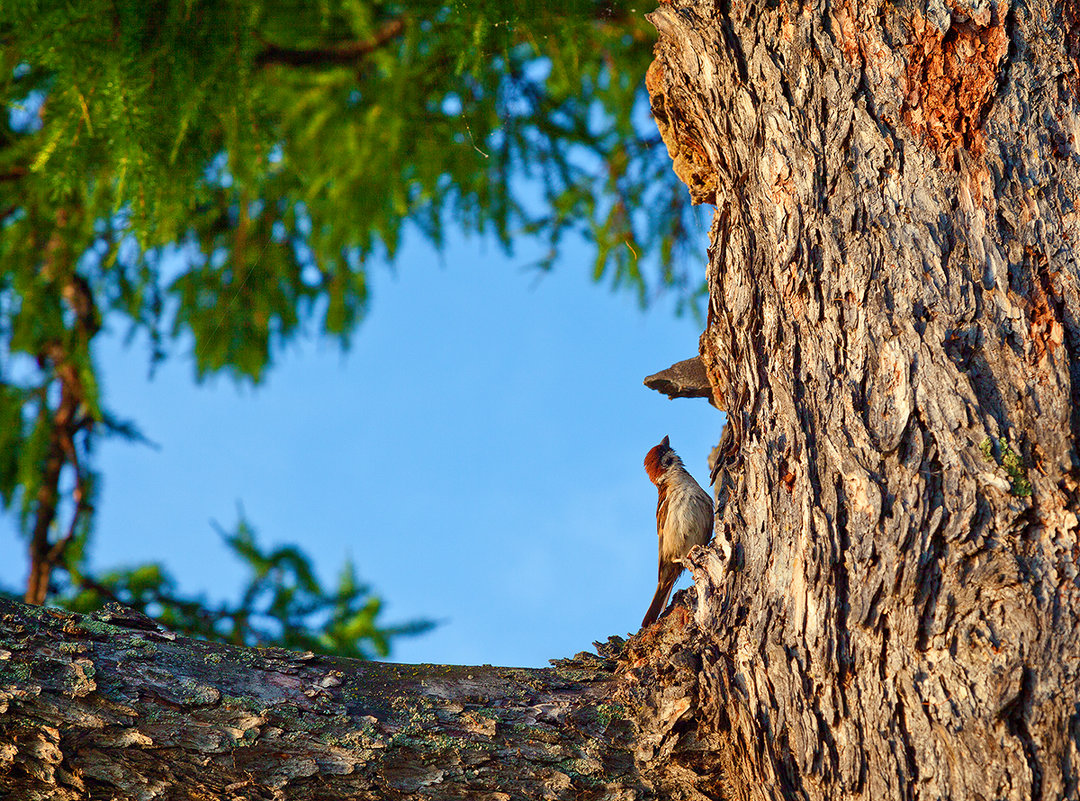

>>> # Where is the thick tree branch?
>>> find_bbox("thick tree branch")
[0,598,661,800]
[25,247,99,606]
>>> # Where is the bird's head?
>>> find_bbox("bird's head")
[644,435,682,484]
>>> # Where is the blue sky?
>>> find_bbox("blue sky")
[1,225,722,669]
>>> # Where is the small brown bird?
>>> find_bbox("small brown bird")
[641,436,713,627]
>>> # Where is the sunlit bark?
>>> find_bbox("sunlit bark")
[642,0,1080,797]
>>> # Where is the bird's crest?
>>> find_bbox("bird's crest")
[644,435,671,483]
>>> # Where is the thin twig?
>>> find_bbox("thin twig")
[255,19,405,68]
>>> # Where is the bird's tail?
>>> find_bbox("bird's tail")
[641,568,680,628]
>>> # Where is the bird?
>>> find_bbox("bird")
[641,435,714,628]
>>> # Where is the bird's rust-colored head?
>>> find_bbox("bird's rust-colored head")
[644,435,672,484]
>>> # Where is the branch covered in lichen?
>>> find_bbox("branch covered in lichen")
[0,598,652,800]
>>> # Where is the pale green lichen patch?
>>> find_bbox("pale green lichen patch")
[119,642,159,661]
[66,614,134,639]
[61,658,97,698]
[0,659,33,685]
[139,705,163,724]
[386,729,477,755]
[176,676,221,706]
[999,439,1033,497]
[980,437,1033,497]
[225,721,264,748]
[221,693,263,712]
[594,702,628,727]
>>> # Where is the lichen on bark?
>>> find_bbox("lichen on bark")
[0,600,650,800]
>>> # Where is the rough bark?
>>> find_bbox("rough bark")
[642,0,1080,799]
[0,598,651,800]
[5,3,1079,800]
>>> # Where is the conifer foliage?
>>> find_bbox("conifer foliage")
[0,1,691,655]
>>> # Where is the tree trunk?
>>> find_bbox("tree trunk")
[642,0,1080,798]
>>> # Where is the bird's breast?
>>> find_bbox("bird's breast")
[659,483,712,562]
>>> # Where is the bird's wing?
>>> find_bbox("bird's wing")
[656,486,669,579]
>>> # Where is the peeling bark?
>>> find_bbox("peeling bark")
[642,0,1080,798]
[644,357,716,402]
